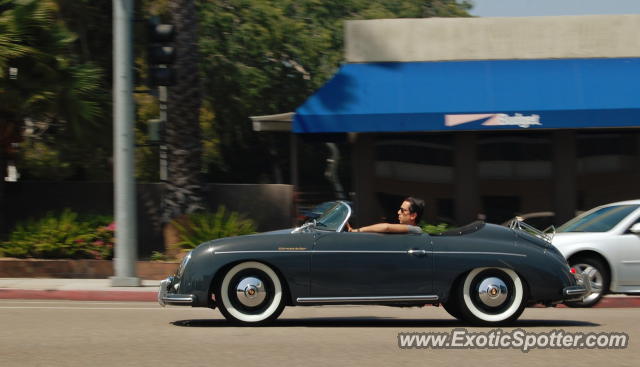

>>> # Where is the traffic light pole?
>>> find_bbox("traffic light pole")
[111,0,140,287]
[146,17,174,182]
[159,86,168,181]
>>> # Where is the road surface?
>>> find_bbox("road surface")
[0,300,636,367]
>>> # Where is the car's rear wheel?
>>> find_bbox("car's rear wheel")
[565,256,609,308]
[217,261,285,325]
[458,267,527,325]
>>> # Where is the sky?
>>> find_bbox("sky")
[469,0,640,17]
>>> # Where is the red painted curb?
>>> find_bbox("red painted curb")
[593,297,640,308]
[531,297,640,308]
[0,289,157,302]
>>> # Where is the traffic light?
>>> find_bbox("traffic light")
[147,18,176,86]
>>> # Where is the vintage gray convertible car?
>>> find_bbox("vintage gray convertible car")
[158,201,589,325]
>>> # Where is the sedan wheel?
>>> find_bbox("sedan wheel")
[459,267,526,325]
[217,261,285,325]
[565,257,609,308]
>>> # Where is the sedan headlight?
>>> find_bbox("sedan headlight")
[176,251,192,278]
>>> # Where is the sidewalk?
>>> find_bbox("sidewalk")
[1,278,640,306]
[0,278,160,302]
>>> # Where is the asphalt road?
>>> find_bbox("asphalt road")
[0,300,637,367]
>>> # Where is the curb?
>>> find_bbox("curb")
[0,289,157,302]
[575,296,640,308]
[532,296,640,309]
[1,288,639,307]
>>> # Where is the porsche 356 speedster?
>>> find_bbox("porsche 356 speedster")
[158,201,590,325]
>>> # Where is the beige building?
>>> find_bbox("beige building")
[261,15,640,227]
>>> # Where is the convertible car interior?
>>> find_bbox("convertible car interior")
[432,221,485,236]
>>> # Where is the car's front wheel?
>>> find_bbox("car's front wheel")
[458,267,527,325]
[217,261,285,325]
[565,256,609,308]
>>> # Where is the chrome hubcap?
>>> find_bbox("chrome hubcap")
[573,263,603,303]
[477,277,508,307]
[235,277,266,307]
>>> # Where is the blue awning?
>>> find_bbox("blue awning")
[293,58,640,133]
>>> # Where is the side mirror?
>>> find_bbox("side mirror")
[630,223,640,234]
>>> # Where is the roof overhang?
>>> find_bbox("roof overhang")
[293,58,640,133]
[250,112,294,132]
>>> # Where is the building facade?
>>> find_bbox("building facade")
[292,15,640,226]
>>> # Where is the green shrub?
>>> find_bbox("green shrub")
[0,209,115,259]
[420,222,450,235]
[172,206,256,251]
[150,251,170,261]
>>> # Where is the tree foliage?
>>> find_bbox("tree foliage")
[0,0,111,182]
[0,0,106,138]
[2,0,472,185]
[0,0,112,236]
[197,0,471,183]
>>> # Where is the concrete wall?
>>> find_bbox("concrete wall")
[345,15,640,62]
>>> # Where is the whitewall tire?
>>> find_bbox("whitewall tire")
[217,261,285,325]
[459,267,527,325]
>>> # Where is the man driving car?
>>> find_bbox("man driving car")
[348,197,424,234]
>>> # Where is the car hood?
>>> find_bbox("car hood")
[202,226,316,255]
[253,228,295,235]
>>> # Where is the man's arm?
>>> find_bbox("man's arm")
[350,223,412,233]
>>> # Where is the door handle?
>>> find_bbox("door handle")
[408,249,427,256]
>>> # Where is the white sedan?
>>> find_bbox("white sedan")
[552,200,640,307]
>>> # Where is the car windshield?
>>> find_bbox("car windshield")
[315,201,351,232]
[557,204,640,233]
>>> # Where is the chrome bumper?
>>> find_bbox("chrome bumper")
[563,271,593,301]
[158,276,195,307]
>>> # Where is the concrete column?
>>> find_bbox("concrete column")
[454,134,480,224]
[352,134,376,226]
[111,0,140,287]
[552,131,577,225]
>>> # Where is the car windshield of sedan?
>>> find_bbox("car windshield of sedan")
[315,201,350,232]
[556,204,640,233]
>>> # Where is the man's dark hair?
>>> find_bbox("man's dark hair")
[404,196,425,224]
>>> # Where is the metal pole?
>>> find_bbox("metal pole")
[111,0,140,287]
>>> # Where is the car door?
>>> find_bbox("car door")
[309,231,433,297]
[613,215,640,286]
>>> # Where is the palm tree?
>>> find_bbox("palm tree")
[0,0,104,235]
[162,0,205,224]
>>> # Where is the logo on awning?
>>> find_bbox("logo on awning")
[445,113,541,128]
